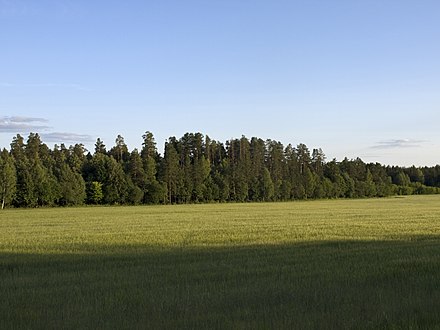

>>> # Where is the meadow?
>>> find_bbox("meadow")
[1,195,440,329]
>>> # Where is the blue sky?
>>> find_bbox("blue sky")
[1,0,439,166]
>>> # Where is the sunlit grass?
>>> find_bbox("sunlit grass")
[1,195,440,328]
[2,195,440,251]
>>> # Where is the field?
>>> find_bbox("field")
[1,196,440,329]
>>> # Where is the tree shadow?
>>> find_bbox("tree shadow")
[1,237,440,329]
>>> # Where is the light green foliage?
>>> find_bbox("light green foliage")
[86,181,104,204]
[1,196,440,328]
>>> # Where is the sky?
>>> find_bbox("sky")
[1,0,439,166]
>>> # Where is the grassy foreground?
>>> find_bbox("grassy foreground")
[1,196,440,329]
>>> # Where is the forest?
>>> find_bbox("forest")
[1,131,440,209]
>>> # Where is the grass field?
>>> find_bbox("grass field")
[1,196,440,329]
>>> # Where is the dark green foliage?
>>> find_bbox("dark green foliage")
[261,167,274,201]
[141,131,164,204]
[0,149,16,209]
[94,138,106,154]
[10,135,34,207]
[2,132,440,207]
[109,135,129,163]
[103,156,128,204]
[126,178,144,205]
[162,140,181,203]
[32,160,59,206]
[58,163,86,206]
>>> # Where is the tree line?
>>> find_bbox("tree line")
[1,132,440,209]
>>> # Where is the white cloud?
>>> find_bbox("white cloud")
[371,139,426,149]
[1,116,94,145]
[41,132,94,143]
[0,116,51,132]
[6,116,49,123]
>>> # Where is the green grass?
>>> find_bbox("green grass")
[1,196,440,329]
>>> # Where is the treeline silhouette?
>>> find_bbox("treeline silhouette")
[1,132,440,208]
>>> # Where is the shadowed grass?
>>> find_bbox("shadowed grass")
[1,196,440,328]
[1,240,440,329]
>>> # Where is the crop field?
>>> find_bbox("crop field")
[1,196,440,329]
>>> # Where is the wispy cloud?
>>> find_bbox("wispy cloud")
[5,116,49,123]
[0,82,91,91]
[1,116,93,144]
[41,132,94,143]
[371,139,426,149]
[0,116,51,132]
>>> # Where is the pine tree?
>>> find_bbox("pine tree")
[266,140,284,200]
[110,135,129,163]
[249,137,265,201]
[141,131,163,204]
[163,140,181,203]
[127,149,147,193]
[94,138,107,154]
